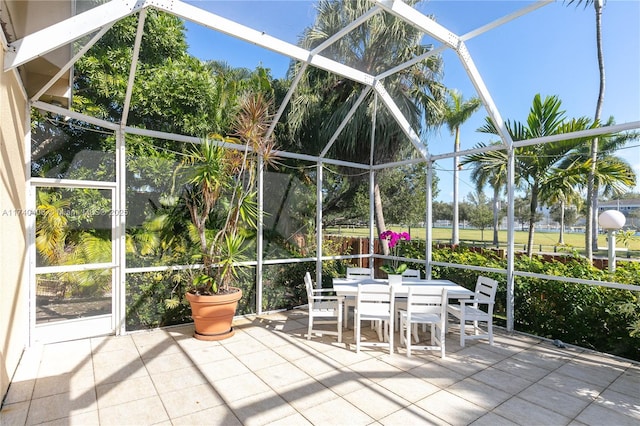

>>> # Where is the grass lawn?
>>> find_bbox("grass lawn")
[325,225,640,255]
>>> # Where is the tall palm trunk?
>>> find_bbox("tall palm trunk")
[586,0,606,260]
[492,185,500,246]
[373,181,389,256]
[527,187,539,257]
[452,127,460,245]
[558,200,566,245]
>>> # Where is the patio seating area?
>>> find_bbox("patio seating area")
[2,309,638,426]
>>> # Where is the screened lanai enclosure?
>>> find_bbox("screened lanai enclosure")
[4,0,639,355]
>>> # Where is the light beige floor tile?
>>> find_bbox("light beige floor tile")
[594,388,640,419]
[609,366,640,396]
[444,377,512,410]
[292,351,344,376]
[212,372,271,403]
[491,357,552,382]
[314,367,374,396]
[254,360,310,388]
[3,378,35,404]
[575,402,638,426]
[198,356,251,382]
[377,371,440,403]
[237,348,288,371]
[510,344,573,371]
[170,405,242,426]
[342,382,411,420]
[11,344,44,381]
[321,344,374,367]
[555,357,626,388]
[97,395,168,425]
[95,375,157,408]
[90,335,137,354]
[414,389,487,425]
[537,372,603,400]
[347,357,404,382]
[471,366,533,395]
[39,409,100,425]
[228,390,297,426]
[149,365,208,394]
[266,412,313,426]
[516,382,590,418]
[492,396,572,425]
[297,395,373,426]
[26,390,98,425]
[0,400,29,426]
[271,340,315,362]
[182,343,234,365]
[278,378,340,411]
[158,383,225,419]
[142,350,195,374]
[378,404,449,426]
[468,411,518,426]
[33,369,95,399]
[132,329,183,358]
[407,362,466,388]
[223,335,269,357]
[92,349,149,385]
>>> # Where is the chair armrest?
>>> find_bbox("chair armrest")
[311,294,344,302]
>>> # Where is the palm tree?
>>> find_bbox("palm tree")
[462,142,508,246]
[286,0,445,253]
[566,0,606,260]
[477,94,592,257]
[441,89,481,245]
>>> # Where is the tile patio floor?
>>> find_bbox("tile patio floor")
[1,309,639,425]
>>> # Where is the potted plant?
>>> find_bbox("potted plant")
[167,92,278,340]
[379,230,411,285]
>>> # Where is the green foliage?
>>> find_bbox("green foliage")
[432,246,640,361]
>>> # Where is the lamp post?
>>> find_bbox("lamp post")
[598,210,626,273]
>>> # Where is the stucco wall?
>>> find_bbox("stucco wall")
[0,44,29,402]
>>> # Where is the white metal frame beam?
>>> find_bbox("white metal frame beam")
[4,0,143,71]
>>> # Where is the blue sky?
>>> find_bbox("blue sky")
[183,0,640,202]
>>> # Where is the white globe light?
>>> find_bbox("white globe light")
[598,210,626,230]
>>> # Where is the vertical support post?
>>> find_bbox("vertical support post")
[115,126,127,335]
[607,230,616,273]
[506,147,515,332]
[316,162,323,288]
[425,158,433,279]
[368,93,377,270]
[26,103,36,346]
[256,156,264,313]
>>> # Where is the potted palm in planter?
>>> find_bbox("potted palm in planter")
[168,92,277,340]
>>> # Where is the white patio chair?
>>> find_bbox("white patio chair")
[394,268,421,331]
[399,287,447,358]
[447,276,498,347]
[354,284,394,354]
[305,272,343,343]
[343,267,374,329]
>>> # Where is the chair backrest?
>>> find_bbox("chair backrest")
[304,272,314,303]
[402,269,421,280]
[474,276,499,303]
[406,287,446,317]
[347,267,373,279]
[356,284,393,315]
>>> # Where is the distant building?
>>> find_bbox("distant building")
[598,199,640,215]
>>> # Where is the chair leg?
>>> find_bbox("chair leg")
[488,319,493,346]
[307,316,312,340]
[338,305,343,343]
[405,320,412,357]
[355,313,361,353]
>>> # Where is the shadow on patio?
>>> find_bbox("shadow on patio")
[1,309,638,425]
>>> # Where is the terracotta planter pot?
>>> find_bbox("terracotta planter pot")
[186,288,242,341]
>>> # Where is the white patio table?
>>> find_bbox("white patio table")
[332,277,474,299]
[332,277,475,337]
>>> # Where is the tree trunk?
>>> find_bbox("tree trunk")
[452,127,460,246]
[558,200,565,245]
[373,181,389,255]
[586,0,606,261]
[527,188,539,257]
[492,185,500,246]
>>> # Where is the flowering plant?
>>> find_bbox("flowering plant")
[379,230,411,275]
